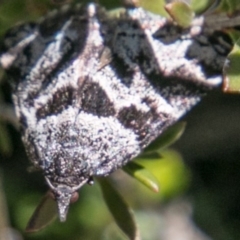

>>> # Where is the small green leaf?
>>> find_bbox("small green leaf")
[123,161,159,192]
[138,0,167,16]
[144,122,186,153]
[98,178,140,240]
[223,38,240,92]
[25,192,57,233]
[135,149,190,199]
[165,2,194,28]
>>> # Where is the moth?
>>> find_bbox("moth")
[0,2,234,221]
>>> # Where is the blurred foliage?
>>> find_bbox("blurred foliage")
[165,1,194,28]
[98,178,139,240]
[135,149,190,201]
[0,71,12,156]
[144,122,186,153]
[0,122,12,155]
[218,0,240,14]
[137,0,167,16]
[191,0,213,13]
[1,0,240,240]
[25,192,57,233]
[223,38,240,92]
[123,161,160,193]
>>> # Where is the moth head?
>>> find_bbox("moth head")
[45,177,87,222]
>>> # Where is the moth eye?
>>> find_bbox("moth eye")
[48,189,78,203]
[70,192,79,203]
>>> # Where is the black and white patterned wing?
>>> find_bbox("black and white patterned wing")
[0,3,233,221]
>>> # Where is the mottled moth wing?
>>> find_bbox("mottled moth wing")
[0,3,232,221]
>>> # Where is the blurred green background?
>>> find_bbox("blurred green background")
[1,0,240,239]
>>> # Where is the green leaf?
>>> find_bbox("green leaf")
[219,0,240,14]
[98,178,139,240]
[138,0,167,16]
[25,192,57,233]
[135,149,190,199]
[165,1,194,28]
[223,38,240,92]
[123,161,159,192]
[144,122,186,153]
[191,0,216,14]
